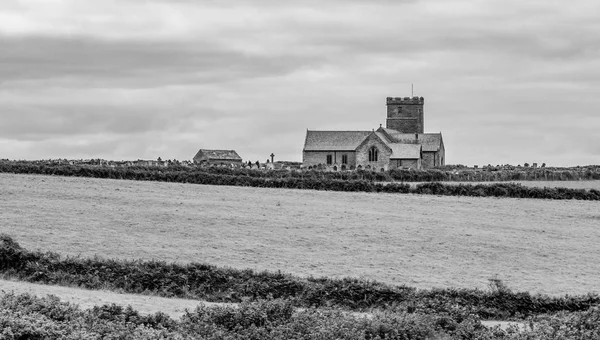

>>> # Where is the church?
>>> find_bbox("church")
[302,96,445,171]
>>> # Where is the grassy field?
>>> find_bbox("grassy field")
[2,173,599,296]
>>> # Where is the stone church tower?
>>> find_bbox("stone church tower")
[385,97,424,134]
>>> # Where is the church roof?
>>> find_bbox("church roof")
[303,130,372,151]
[383,131,443,152]
[193,149,242,161]
[419,134,443,152]
[389,144,422,159]
[304,129,442,154]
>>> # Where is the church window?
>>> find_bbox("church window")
[341,154,348,164]
[326,154,333,165]
[368,147,378,162]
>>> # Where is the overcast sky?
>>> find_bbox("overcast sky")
[1,0,599,166]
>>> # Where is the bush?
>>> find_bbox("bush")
[2,162,599,200]
[2,236,599,321]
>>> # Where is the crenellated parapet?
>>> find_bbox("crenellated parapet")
[386,96,424,105]
[386,96,424,134]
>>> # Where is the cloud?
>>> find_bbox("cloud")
[0,0,599,165]
[0,35,328,88]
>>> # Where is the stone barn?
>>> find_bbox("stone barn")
[302,96,444,170]
[193,149,243,167]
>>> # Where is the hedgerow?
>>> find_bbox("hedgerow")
[0,292,494,339]
[1,235,599,321]
[3,286,600,339]
[3,160,600,182]
[1,162,599,200]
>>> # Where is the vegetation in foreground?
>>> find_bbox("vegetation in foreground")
[2,234,599,322]
[3,236,600,339]
[4,292,600,339]
[1,162,599,200]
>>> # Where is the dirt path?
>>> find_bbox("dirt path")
[0,279,215,318]
[2,173,599,296]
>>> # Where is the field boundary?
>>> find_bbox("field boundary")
[1,163,599,200]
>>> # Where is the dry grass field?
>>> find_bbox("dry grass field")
[2,173,599,296]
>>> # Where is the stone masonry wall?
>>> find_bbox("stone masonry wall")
[386,97,424,134]
[439,143,445,166]
[400,159,420,169]
[355,134,391,171]
[303,151,357,167]
[422,152,435,168]
[388,159,420,170]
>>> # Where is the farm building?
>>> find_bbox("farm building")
[193,149,243,167]
[302,96,445,170]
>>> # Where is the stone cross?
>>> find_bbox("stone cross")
[270,153,275,163]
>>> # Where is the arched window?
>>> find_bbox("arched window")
[368,147,378,162]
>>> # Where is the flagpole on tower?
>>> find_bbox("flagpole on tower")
[411,83,414,97]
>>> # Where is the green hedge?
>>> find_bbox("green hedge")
[2,235,599,321]
[1,162,600,200]
[0,292,499,340]
[3,160,600,182]
[5,292,600,339]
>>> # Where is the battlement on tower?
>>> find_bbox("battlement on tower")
[386,96,424,105]
[385,96,425,134]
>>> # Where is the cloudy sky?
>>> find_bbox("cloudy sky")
[1,0,599,166]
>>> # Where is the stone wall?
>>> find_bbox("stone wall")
[386,97,424,134]
[303,151,357,167]
[386,119,421,134]
[355,134,392,171]
[400,159,420,169]
[422,149,446,168]
[422,152,435,168]
[439,142,445,166]
[199,159,243,167]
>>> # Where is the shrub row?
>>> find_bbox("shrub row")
[1,163,599,200]
[0,292,509,340]
[2,235,599,321]
[2,161,600,183]
[5,292,600,340]
[413,182,600,200]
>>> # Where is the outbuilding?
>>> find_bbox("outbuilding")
[193,149,243,167]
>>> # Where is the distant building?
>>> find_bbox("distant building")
[302,96,445,170]
[193,149,243,167]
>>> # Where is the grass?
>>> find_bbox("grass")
[1,172,600,296]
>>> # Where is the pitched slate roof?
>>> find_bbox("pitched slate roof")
[418,134,443,152]
[374,131,392,143]
[383,131,443,152]
[193,149,242,161]
[389,144,422,159]
[304,129,442,155]
[303,131,371,151]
